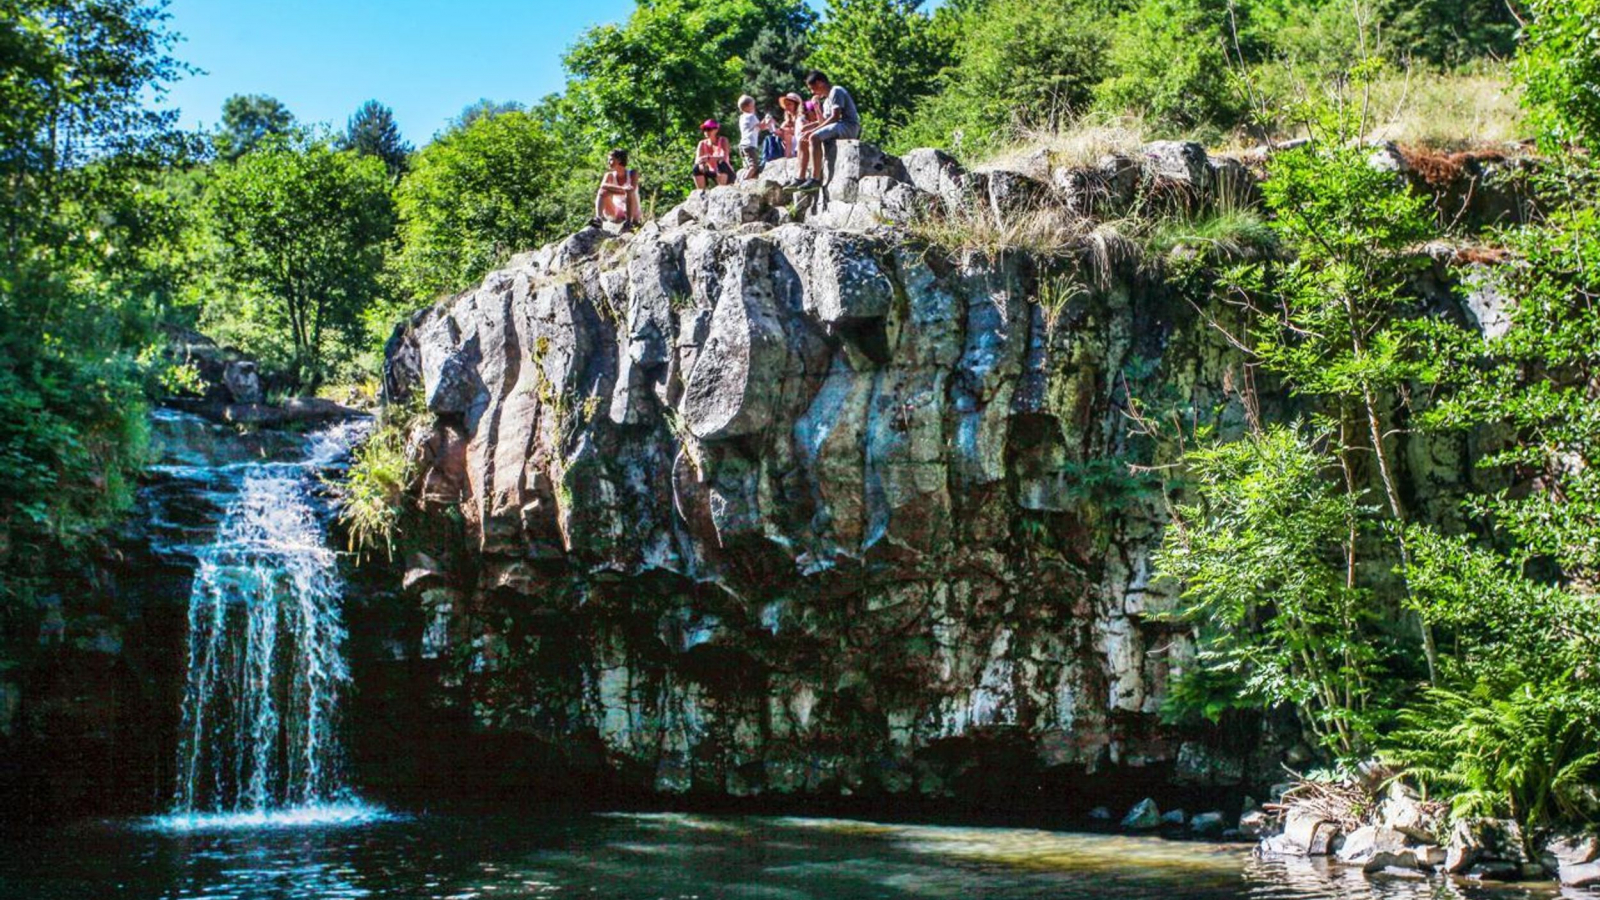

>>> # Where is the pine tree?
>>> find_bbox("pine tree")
[742,25,811,109]
[343,99,411,177]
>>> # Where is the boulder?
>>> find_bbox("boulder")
[1122,798,1161,831]
[222,360,262,405]
[1140,141,1210,194]
[1445,818,1525,874]
[1279,808,1341,856]
[1377,782,1441,843]
[1088,806,1112,821]
[1239,808,1275,839]
[1544,832,1600,887]
[1337,825,1414,872]
[1160,809,1187,826]
[900,147,968,210]
[818,140,906,203]
[1189,811,1227,836]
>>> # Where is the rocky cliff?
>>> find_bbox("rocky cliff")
[378,140,1512,805]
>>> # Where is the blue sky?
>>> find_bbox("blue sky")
[156,0,644,142]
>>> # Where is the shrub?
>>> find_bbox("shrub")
[1517,0,1600,150]
[337,404,422,558]
[1095,0,1247,136]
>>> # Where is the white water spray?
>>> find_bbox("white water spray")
[164,419,381,828]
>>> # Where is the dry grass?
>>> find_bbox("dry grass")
[906,200,1092,259]
[1363,65,1526,150]
[975,113,1155,173]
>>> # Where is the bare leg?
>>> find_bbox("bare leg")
[796,132,810,182]
[806,136,824,180]
[694,172,706,190]
[593,190,604,221]
[626,187,641,224]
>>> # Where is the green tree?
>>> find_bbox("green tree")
[343,99,411,178]
[1157,425,1386,755]
[214,93,295,160]
[205,141,394,385]
[1516,0,1600,151]
[447,98,526,132]
[0,0,189,598]
[1096,0,1244,135]
[390,110,566,303]
[808,0,950,144]
[563,0,812,144]
[1379,0,1517,66]
[741,24,812,108]
[896,0,1114,152]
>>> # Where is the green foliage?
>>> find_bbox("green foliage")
[1095,0,1244,136]
[808,0,950,144]
[1157,425,1387,755]
[897,0,1113,152]
[1516,0,1600,151]
[342,99,411,178]
[389,109,566,303]
[1390,682,1600,834]
[338,404,423,558]
[562,0,811,143]
[741,24,812,108]
[0,0,189,601]
[1378,0,1517,67]
[214,93,296,160]
[204,140,395,386]
[1422,178,1600,579]
[448,98,526,132]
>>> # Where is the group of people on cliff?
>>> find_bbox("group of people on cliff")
[591,70,859,229]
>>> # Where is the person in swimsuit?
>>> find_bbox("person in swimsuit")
[691,120,735,189]
[777,92,805,159]
[591,148,641,228]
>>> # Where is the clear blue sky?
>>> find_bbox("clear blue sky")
[156,0,643,143]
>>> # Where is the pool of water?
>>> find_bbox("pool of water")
[0,810,1584,900]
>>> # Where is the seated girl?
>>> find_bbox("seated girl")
[592,148,642,228]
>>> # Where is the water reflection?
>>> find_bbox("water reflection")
[1,811,1592,900]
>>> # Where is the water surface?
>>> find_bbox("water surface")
[0,811,1584,900]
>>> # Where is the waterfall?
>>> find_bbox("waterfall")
[164,418,378,828]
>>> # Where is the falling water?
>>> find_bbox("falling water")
[162,418,382,829]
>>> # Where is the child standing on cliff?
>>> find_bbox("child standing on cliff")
[736,95,769,181]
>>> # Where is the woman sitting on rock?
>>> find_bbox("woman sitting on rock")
[591,148,642,229]
[691,120,735,189]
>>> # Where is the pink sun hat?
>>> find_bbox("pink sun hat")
[700,119,719,131]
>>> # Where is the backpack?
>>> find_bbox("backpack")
[761,132,785,163]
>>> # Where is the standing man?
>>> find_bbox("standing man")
[793,70,860,191]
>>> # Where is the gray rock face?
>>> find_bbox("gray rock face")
[222,360,262,405]
[379,138,1509,802]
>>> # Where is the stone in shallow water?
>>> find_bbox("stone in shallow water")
[1122,798,1161,831]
